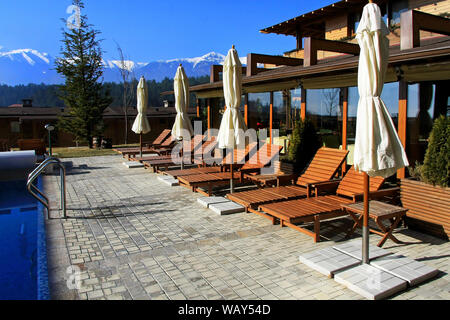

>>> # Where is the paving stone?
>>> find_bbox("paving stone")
[334,264,407,300]
[197,196,230,208]
[371,254,439,287]
[43,155,450,301]
[299,247,361,278]
[333,240,391,261]
[209,201,245,215]
[157,176,179,186]
[122,161,144,169]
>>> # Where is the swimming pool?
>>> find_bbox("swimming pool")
[0,178,49,300]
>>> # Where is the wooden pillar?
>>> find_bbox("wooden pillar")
[270,92,274,144]
[196,98,200,118]
[296,30,303,50]
[342,87,348,173]
[397,80,408,179]
[244,93,249,126]
[300,88,306,120]
[207,98,211,138]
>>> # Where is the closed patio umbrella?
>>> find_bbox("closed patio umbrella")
[353,1,409,263]
[132,76,151,158]
[172,64,193,169]
[217,45,247,193]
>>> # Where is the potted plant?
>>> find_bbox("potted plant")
[400,115,450,239]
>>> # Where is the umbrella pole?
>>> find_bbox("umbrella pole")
[140,133,143,158]
[181,138,184,170]
[362,172,370,264]
[230,150,234,193]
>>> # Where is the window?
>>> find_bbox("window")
[406,80,450,167]
[10,121,20,133]
[306,88,342,148]
[273,91,287,135]
[388,0,408,27]
[248,92,270,131]
[346,82,399,164]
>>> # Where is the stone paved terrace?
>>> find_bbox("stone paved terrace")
[43,155,450,300]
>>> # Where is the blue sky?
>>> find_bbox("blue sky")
[0,0,336,61]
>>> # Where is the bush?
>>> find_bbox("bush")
[420,115,450,187]
[286,118,321,173]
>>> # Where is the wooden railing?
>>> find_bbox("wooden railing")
[400,10,450,51]
[303,37,360,67]
[210,65,247,83]
[246,53,303,76]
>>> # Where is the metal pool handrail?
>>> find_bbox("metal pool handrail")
[27,157,66,219]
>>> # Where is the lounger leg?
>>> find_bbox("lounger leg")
[313,216,320,243]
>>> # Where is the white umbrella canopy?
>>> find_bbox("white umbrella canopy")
[353,1,409,264]
[217,46,248,193]
[132,76,151,135]
[132,76,151,158]
[353,2,409,178]
[172,64,193,139]
[217,46,247,149]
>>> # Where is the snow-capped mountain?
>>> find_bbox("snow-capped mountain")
[0,48,229,85]
[0,49,61,85]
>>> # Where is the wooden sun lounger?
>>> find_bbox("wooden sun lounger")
[171,142,258,182]
[113,129,171,155]
[141,135,208,171]
[177,143,281,196]
[226,147,349,215]
[120,135,176,159]
[136,134,204,164]
[258,167,398,242]
[160,139,226,179]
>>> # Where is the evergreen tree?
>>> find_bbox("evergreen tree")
[287,118,321,173]
[421,115,450,187]
[55,0,112,147]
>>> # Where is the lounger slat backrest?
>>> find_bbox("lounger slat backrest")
[193,137,218,164]
[241,144,283,169]
[296,147,349,187]
[161,135,176,147]
[223,142,259,164]
[181,134,204,153]
[336,167,385,198]
[152,129,172,146]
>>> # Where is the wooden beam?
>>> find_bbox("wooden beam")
[207,98,211,137]
[196,98,200,118]
[303,37,360,67]
[246,53,303,76]
[244,93,249,126]
[270,92,274,144]
[401,10,450,51]
[210,65,221,83]
[397,80,408,179]
[341,87,348,174]
[210,65,248,83]
[296,29,303,50]
[301,88,306,120]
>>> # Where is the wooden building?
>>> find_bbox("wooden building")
[0,102,195,148]
[186,0,450,179]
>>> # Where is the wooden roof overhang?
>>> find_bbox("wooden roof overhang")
[184,38,450,98]
[259,0,387,37]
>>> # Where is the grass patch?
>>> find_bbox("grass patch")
[51,147,118,158]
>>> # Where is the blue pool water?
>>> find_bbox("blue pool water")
[0,178,49,300]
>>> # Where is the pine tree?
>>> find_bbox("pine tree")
[55,0,112,147]
[421,115,450,187]
[287,118,321,173]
